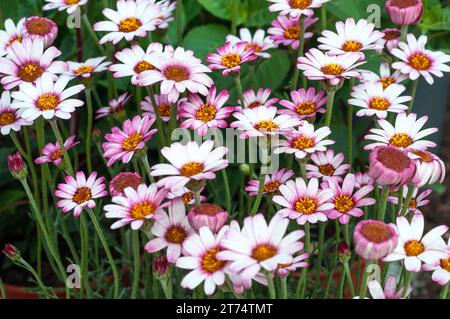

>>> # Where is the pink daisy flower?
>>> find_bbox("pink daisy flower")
[65,57,111,79]
[273,177,334,225]
[275,253,309,277]
[226,28,276,59]
[354,172,374,189]
[55,171,108,217]
[105,183,169,230]
[151,140,229,191]
[167,186,206,205]
[22,16,58,48]
[318,18,384,57]
[360,62,408,89]
[245,168,294,197]
[230,106,301,139]
[11,73,85,121]
[366,276,411,299]
[138,46,213,103]
[145,198,194,262]
[93,0,163,45]
[0,18,24,57]
[391,34,450,85]
[267,0,330,19]
[238,88,279,109]
[0,38,67,90]
[274,122,334,160]
[206,41,257,76]
[376,28,401,54]
[35,135,79,166]
[0,90,31,135]
[109,43,164,85]
[388,186,432,215]
[383,214,448,272]
[326,174,376,224]
[109,172,143,197]
[217,214,305,280]
[43,0,88,14]
[187,203,228,234]
[96,92,132,120]
[305,149,351,182]
[141,93,181,122]
[102,115,157,167]
[364,112,438,151]
[423,238,450,286]
[297,49,366,85]
[179,86,236,136]
[278,87,327,120]
[268,15,317,50]
[176,226,230,295]
[409,149,445,188]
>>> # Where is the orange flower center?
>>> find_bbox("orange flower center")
[291,136,314,150]
[163,65,189,82]
[360,222,392,243]
[404,240,424,256]
[369,97,391,111]
[65,0,80,4]
[409,198,417,209]
[51,149,63,161]
[201,247,226,273]
[74,65,95,75]
[18,63,43,82]
[26,19,51,35]
[264,180,281,193]
[158,103,171,117]
[134,60,155,74]
[196,103,217,122]
[130,201,155,219]
[0,112,15,126]
[221,53,241,68]
[383,30,400,40]
[118,17,142,33]
[111,173,142,194]
[182,192,194,204]
[284,25,300,40]
[377,147,411,172]
[321,63,344,76]
[289,0,312,9]
[440,258,450,272]
[165,226,187,244]
[254,120,279,132]
[252,244,277,262]
[180,162,204,177]
[334,194,354,213]
[247,101,262,109]
[295,197,317,215]
[391,0,419,9]
[389,133,413,148]
[296,102,316,115]
[122,132,143,152]
[36,93,60,111]
[409,53,431,71]
[72,187,92,204]
[319,164,335,176]
[380,77,395,89]
[410,149,433,163]
[342,40,363,52]
[245,43,262,53]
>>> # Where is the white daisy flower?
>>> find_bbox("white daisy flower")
[43,0,88,15]
[0,18,24,57]
[0,91,31,135]
[267,0,330,19]
[226,28,276,59]
[65,57,111,79]
[360,62,408,89]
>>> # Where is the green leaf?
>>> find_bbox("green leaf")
[183,24,229,60]
[252,50,291,91]
[198,0,248,23]
[245,0,277,27]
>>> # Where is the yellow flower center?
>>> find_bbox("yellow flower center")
[201,247,226,273]
[196,104,217,123]
[65,0,80,4]
[165,226,187,244]
[134,60,155,74]
[342,40,363,52]
[369,97,391,111]
[296,102,316,115]
[118,17,142,33]
[254,120,279,133]
[180,162,204,177]
[409,53,431,71]
[289,0,312,9]
[0,112,15,126]
[252,244,277,262]
[51,149,63,161]
[404,240,425,256]
[158,103,171,117]
[380,77,395,89]
[410,149,433,163]
[163,65,189,82]
[74,65,95,75]
[409,198,417,209]
[18,63,43,82]
[245,43,262,53]
[389,133,413,148]
[36,93,60,111]
[334,194,354,213]
[291,136,314,150]
[182,192,194,204]
[72,187,92,205]
[440,258,450,273]
[130,201,155,219]
[360,222,392,243]
[221,53,241,68]
[122,132,143,152]
[321,63,344,76]
[319,164,335,176]
[284,25,300,40]
[26,19,51,36]
[264,180,281,193]
[295,197,317,215]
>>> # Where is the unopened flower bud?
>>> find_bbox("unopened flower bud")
[8,151,27,180]
[152,255,171,279]
[188,203,228,233]
[239,164,250,175]
[338,242,351,264]
[2,243,20,262]
[385,0,423,26]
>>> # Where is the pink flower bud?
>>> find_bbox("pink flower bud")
[109,172,143,197]
[337,242,351,263]
[353,220,399,260]
[187,203,228,234]
[152,255,170,279]
[2,243,20,261]
[8,151,27,180]
[385,0,423,26]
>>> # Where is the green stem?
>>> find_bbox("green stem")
[235,75,245,107]
[20,259,54,299]
[0,276,5,299]
[408,79,419,113]
[343,262,356,298]
[249,173,265,216]
[290,16,305,91]
[146,86,167,146]
[440,282,449,299]
[280,276,288,299]
[400,25,408,42]
[23,128,40,206]
[169,102,178,137]
[221,169,232,213]
[377,186,390,221]
[402,270,413,298]
[135,85,142,113]
[131,230,141,299]
[80,214,91,298]
[50,120,74,175]
[86,208,120,299]
[82,14,107,56]
[400,185,414,216]
[140,155,155,183]
[176,0,183,46]
[321,5,327,30]
[359,260,374,298]
[85,88,93,173]
[316,222,326,277]
[337,270,345,299]
[324,90,336,127]
[265,272,276,299]
[299,223,310,298]
[194,190,201,206]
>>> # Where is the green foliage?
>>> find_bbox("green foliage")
[183,24,230,60]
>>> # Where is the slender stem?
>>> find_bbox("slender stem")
[343,223,350,246]
[194,190,201,206]
[280,276,288,299]
[82,14,107,56]
[23,128,40,206]
[408,79,419,113]
[131,230,141,299]
[324,90,336,127]
[400,25,408,42]
[377,186,390,221]
[0,277,5,299]
[20,259,54,299]
[50,120,74,175]
[250,173,265,216]
[402,271,413,298]
[231,0,239,34]
[343,262,356,298]
[86,208,120,299]
[234,75,245,107]
[440,282,449,299]
[85,88,93,173]
[359,260,374,298]
[400,185,414,216]
[146,86,167,146]
[176,0,183,45]
[321,5,327,30]
[140,155,155,183]
[265,272,276,299]
[397,187,404,212]
[135,85,142,113]
[337,270,345,299]
[316,222,326,276]
[169,102,178,137]
[80,214,91,298]
[299,223,310,298]
[221,169,232,213]
[290,17,305,91]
